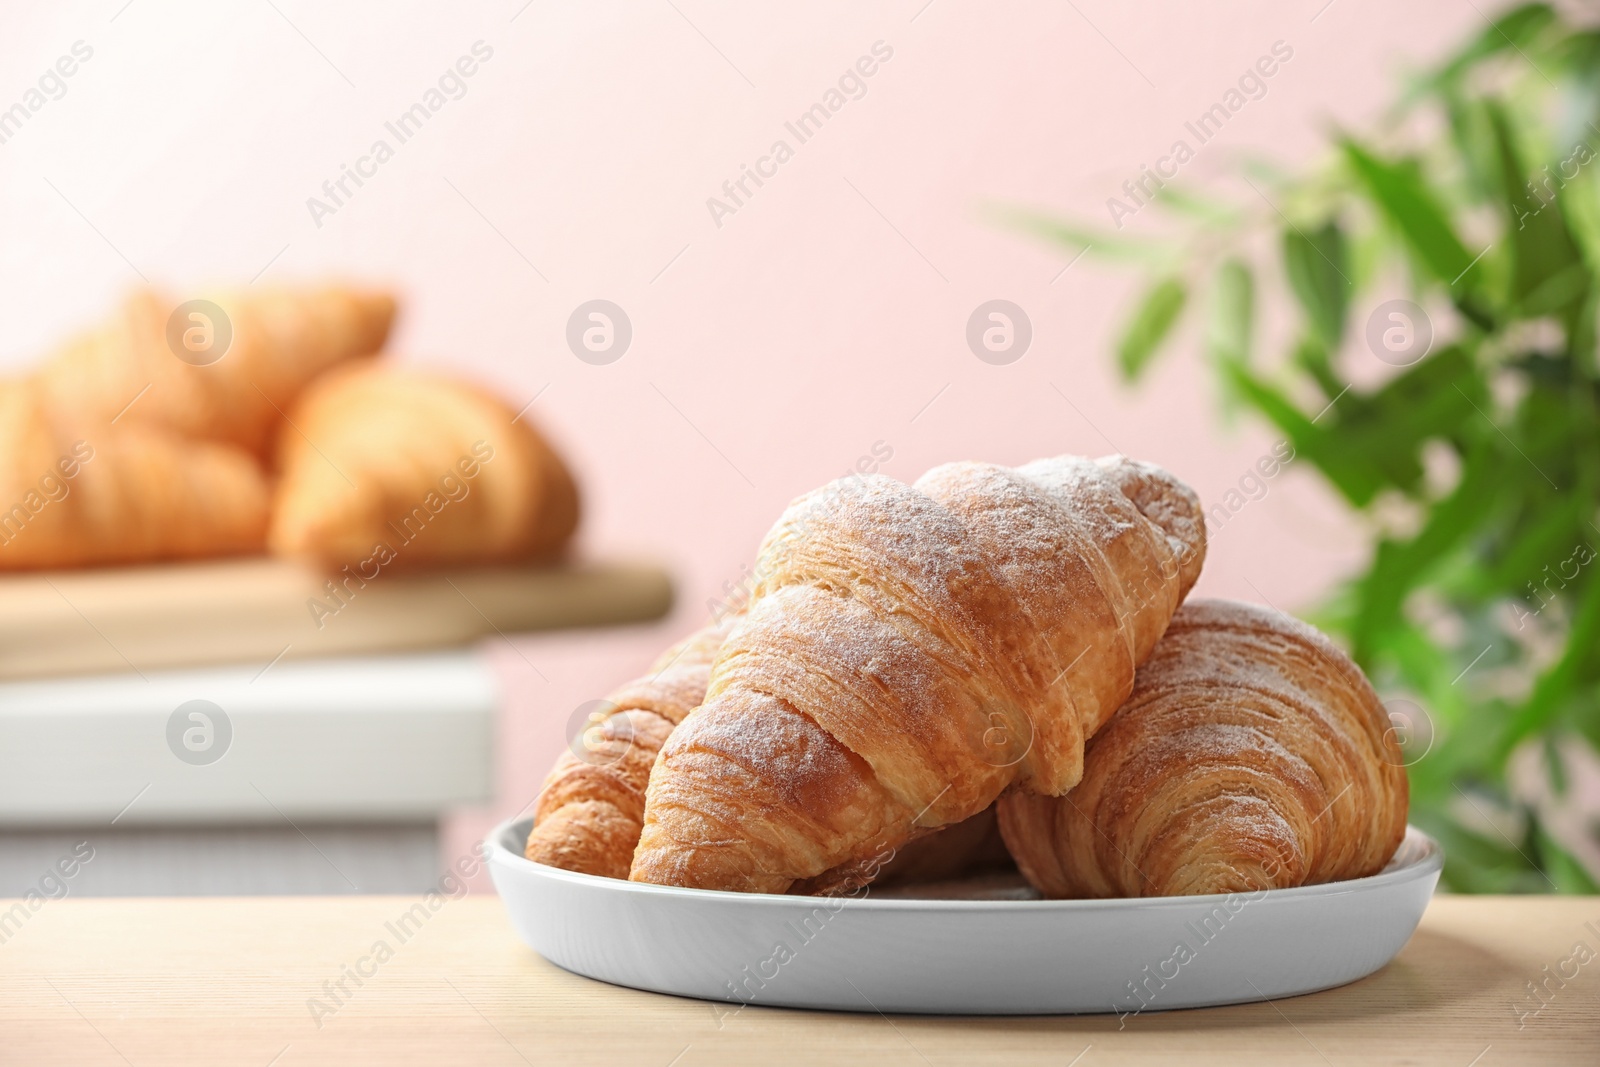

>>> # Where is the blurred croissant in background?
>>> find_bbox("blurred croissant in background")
[1,286,581,572]
[0,380,268,569]
[269,364,579,570]
[32,287,396,458]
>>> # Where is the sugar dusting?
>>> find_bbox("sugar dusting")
[635,453,1211,890]
[999,597,1409,897]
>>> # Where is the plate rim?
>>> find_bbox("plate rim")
[487,814,1443,912]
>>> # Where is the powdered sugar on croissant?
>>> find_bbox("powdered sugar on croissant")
[997,599,1409,897]
[630,455,1204,893]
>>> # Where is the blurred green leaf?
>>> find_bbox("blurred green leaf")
[1505,573,1600,755]
[1115,277,1187,380]
[1292,335,1345,400]
[1477,491,1585,600]
[1343,140,1480,292]
[988,207,1175,265]
[1540,831,1600,894]
[1444,91,1501,204]
[1338,344,1488,493]
[1283,221,1351,347]
[1152,185,1240,224]
[1486,99,1589,322]
[1222,364,1387,506]
[1231,344,1487,511]
[1556,167,1600,269]
[1553,29,1600,87]
[1427,814,1552,893]
[1350,438,1505,659]
[1207,259,1253,369]
[1421,3,1556,95]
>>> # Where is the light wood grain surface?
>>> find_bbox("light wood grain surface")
[0,556,672,680]
[2,895,1597,1066]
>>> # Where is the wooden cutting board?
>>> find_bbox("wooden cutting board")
[0,556,673,681]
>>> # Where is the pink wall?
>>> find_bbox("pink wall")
[0,1,1479,885]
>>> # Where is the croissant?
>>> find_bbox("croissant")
[996,599,1409,897]
[0,381,268,569]
[526,615,739,879]
[268,364,579,570]
[630,454,1206,893]
[33,286,395,458]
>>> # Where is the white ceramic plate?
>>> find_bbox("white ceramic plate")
[488,816,1441,1015]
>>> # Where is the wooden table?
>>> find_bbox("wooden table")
[3,896,1596,1065]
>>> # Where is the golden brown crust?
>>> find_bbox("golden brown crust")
[630,455,1206,893]
[267,364,579,570]
[525,617,738,879]
[32,287,395,459]
[0,380,268,569]
[996,599,1409,897]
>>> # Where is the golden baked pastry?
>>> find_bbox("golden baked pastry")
[629,454,1205,893]
[268,364,579,570]
[33,286,395,458]
[0,380,268,569]
[996,599,1409,897]
[526,617,739,879]
[527,617,1013,893]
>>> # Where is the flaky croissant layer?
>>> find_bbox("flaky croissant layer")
[996,599,1409,898]
[526,616,739,880]
[631,454,1205,894]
